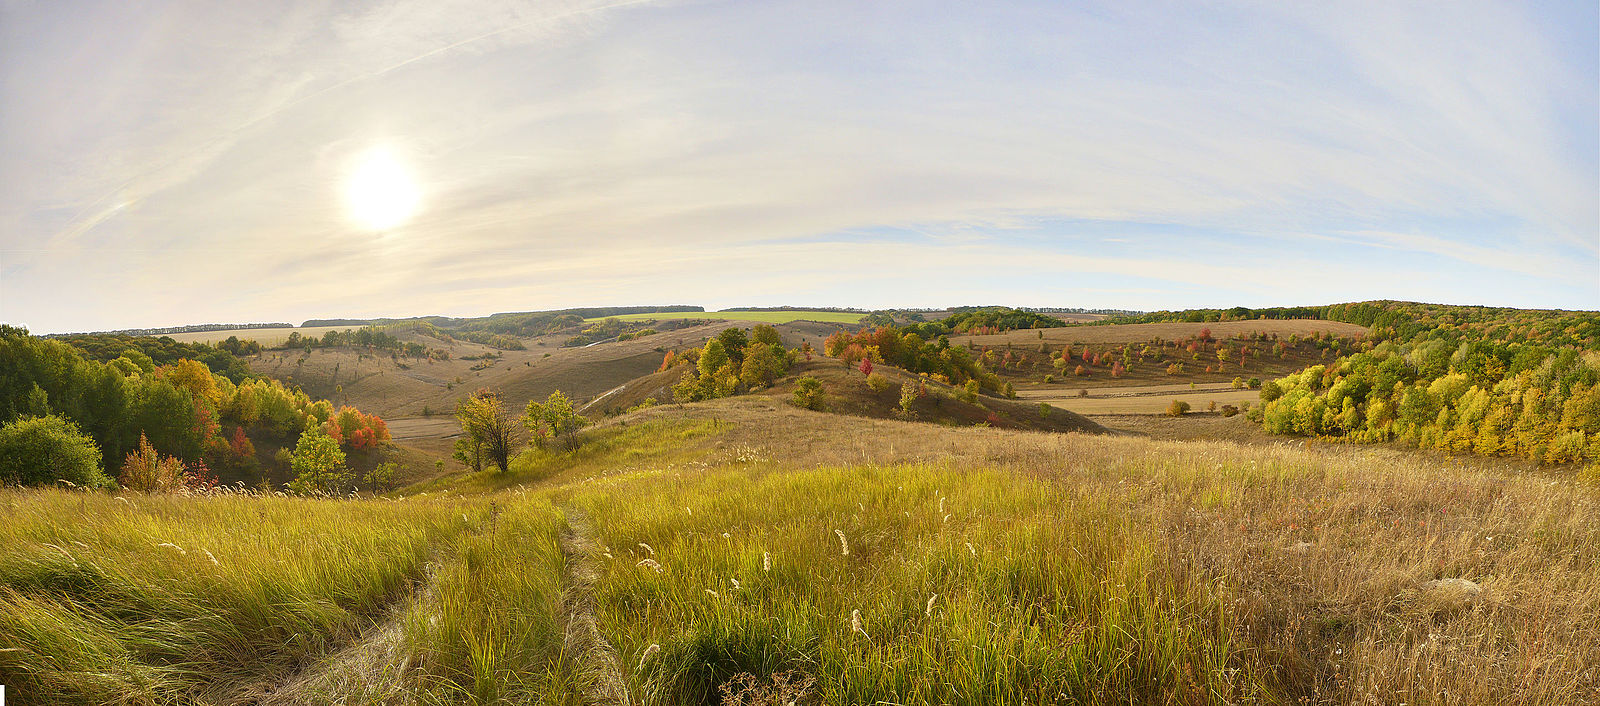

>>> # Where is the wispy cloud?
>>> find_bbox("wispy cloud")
[1,0,1594,332]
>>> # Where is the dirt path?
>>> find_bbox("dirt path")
[560,508,632,706]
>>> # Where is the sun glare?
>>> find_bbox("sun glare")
[343,146,420,231]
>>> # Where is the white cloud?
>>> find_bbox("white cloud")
[1,0,1594,332]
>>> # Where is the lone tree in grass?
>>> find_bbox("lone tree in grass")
[456,388,518,472]
[525,390,589,451]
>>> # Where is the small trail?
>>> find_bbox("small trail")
[220,560,437,705]
[560,507,632,706]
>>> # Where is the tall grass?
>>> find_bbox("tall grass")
[0,489,474,703]
[571,463,1273,704]
[404,491,578,704]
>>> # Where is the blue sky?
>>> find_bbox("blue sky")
[1,0,1595,333]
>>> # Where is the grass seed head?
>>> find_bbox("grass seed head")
[926,593,938,617]
[763,551,771,572]
[639,542,655,556]
[834,529,850,556]
[638,643,660,671]
[851,609,868,639]
[637,558,663,573]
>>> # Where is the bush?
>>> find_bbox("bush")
[1247,377,1262,389]
[866,372,890,393]
[1165,400,1191,416]
[0,415,106,488]
[1039,402,1052,418]
[1220,405,1240,417]
[1232,376,1245,389]
[1078,388,1089,398]
[958,380,980,404]
[1043,374,1054,384]
[119,433,189,492]
[792,376,825,410]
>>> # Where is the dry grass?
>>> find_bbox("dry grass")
[569,398,1600,703]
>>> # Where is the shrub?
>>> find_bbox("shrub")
[958,380,980,404]
[1232,376,1245,389]
[0,415,106,488]
[1220,405,1240,417]
[1166,400,1191,416]
[1074,365,1088,377]
[1043,374,1054,384]
[1039,402,1052,418]
[1207,401,1217,412]
[119,433,188,492]
[1248,377,1262,389]
[1078,388,1089,398]
[1166,363,1182,375]
[866,372,890,393]
[792,376,825,410]
[899,382,918,416]
[1003,382,1016,399]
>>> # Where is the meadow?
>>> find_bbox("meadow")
[7,398,1595,704]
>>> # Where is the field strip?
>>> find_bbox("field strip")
[559,508,631,705]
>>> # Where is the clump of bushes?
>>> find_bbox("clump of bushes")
[1166,400,1191,416]
[0,415,106,488]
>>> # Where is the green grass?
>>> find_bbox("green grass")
[583,310,865,325]
[568,462,1263,704]
[0,489,479,703]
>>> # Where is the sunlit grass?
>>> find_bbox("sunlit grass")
[0,489,476,704]
[571,463,1268,704]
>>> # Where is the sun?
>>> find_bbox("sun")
[343,146,420,231]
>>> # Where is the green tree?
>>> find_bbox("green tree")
[287,424,350,494]
[456,388,517,472]
[698,339,729,378]
[524,390,589,451]
[0,415,106,488]
[716,328,749,365]
[750,324,782,347]
[740,343,784,388]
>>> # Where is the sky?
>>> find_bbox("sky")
[2,0,1596,334]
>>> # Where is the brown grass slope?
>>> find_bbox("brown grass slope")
[598,360,1105,435]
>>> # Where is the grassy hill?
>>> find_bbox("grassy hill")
[4,398,1595,704]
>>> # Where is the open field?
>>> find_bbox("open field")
[163,325,355,346]
[584,310,866,325]
[7,399,1595,703]
[1017,383,1261,414]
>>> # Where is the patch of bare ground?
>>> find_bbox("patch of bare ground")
[560,508,631,706]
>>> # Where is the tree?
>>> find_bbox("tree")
[525,390,589,451]
[1166,400,1191,416]
[699,339,729,378]
[751,324,782,347]
[716,328,749,365]
[740,343,785,388]
[456,388,517,472]
[287,424,350,494]
[859,357,873,376]
[792,376,825,410]
[0,415,106,488]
